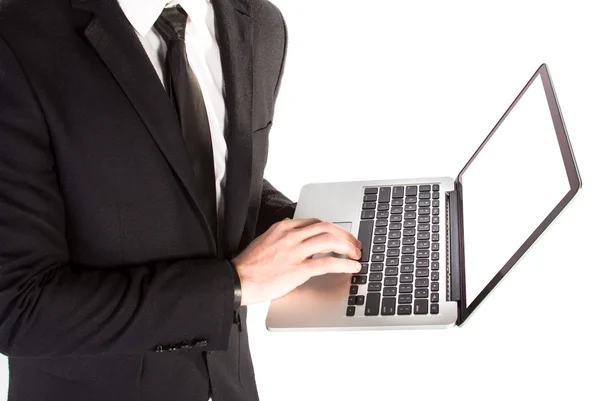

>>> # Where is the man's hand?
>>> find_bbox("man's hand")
[232,218,362,305]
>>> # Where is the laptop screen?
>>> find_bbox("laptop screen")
[457,65,580,316]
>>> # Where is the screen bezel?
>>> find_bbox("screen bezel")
[455,63,582,325]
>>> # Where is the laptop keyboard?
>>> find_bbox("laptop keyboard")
[346,184,441,317]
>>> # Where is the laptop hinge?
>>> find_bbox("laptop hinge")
[446,190,462,303]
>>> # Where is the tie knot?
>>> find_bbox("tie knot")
[154,5,188,42]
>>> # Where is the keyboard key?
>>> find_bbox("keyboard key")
[432,272,440,281]
[390,214,402,222]
[374,227,387,236]
[399,284,413,293]
[389,231,401,239]
[416,250,429,258]
[401,246,415,254]
[401,255,414,263]
[388,239,400,248]
[417,224,430,231]
[432,216,440,224]
[346,306,356,316]
[419,192,430,199]
[373,244,385,253]
[418,200,431,207]
[364,187,378,194]
[365,293,381,315]
[432,184,439,191]
[415,289,429,298]
[400,274,413,283]
[432,252,440,261]
[350,285,358,295]
[432,233,439,242]
[416,270,429,279]
[377,203,390,211]
[351,275,367,285]
[432,208,439,215]
[385,267,399,276]
[414,299,428,314]
[348,296,356,305]
[392,186,405,198]
[405,204,417,212]
[373,236,386,244]
[376,211,389,219]
[359,263,369,274]
[386,258,399,266]
[400,264,414,273]
[432,282,439,292]
[357,220,374,262]
[372,254,384,262]
[432,225,439,233]
[369,273,383,282]
[363,202,376,209]
[398,294,412,304]
[375,220,387,227]
[406,196,417,204]
[419,185,431,192]
[404,229,416,236]
[415,278,429,288]
[370,262,384,271]
[391,206,403,214]
[364,194,377,202]
[416,259,429,268]
[418,208,430,215]
[431,293,439,303]
[397,305,412,315]
[403,220,416,228]
[381,297,396,315]
[356,295,365,305]
[406,186,418,196]
[418,216,430,223]
[368,283,382,292]
[431,262,439,271]
[361,210,375,219]
[392,198,404,206]
[383,286,397,296]
[402,237,415,245]
[387,248,400,257]
[432,243,440,251]
[405,211,416,219]
[417,232,430,240]
[389,223,402,230]
[384,277,398,287]
[432,192,439,199]
[432,200,440,207]
[417,241,430,249]
[379,187,391,203]
[430,304,439,314]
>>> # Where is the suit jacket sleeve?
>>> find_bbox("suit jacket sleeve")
[0,36,235,358]
[255,10,296,237]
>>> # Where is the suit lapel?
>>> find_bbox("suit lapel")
[71,0,217,251]
[212,0,255,257]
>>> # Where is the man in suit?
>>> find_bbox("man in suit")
[0,0,363,400]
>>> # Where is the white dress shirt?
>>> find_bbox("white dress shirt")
[117,0,227,233]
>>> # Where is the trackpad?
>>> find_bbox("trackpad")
[312,222,352,259]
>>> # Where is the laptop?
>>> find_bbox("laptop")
[266,63,581,330]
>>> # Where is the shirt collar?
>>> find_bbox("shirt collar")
[117,0,209,37]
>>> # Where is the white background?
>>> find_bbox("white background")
[1,0,599,400]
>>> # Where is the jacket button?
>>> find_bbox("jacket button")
[193,340,208,347]
[154,345,164,353]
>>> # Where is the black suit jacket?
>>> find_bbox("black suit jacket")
[0,0,294,399]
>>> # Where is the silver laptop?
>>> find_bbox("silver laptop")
[266,64,581,330]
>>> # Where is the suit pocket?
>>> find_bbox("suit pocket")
[252,121,273,135]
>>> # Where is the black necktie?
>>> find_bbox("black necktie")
[154,5,218,240]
